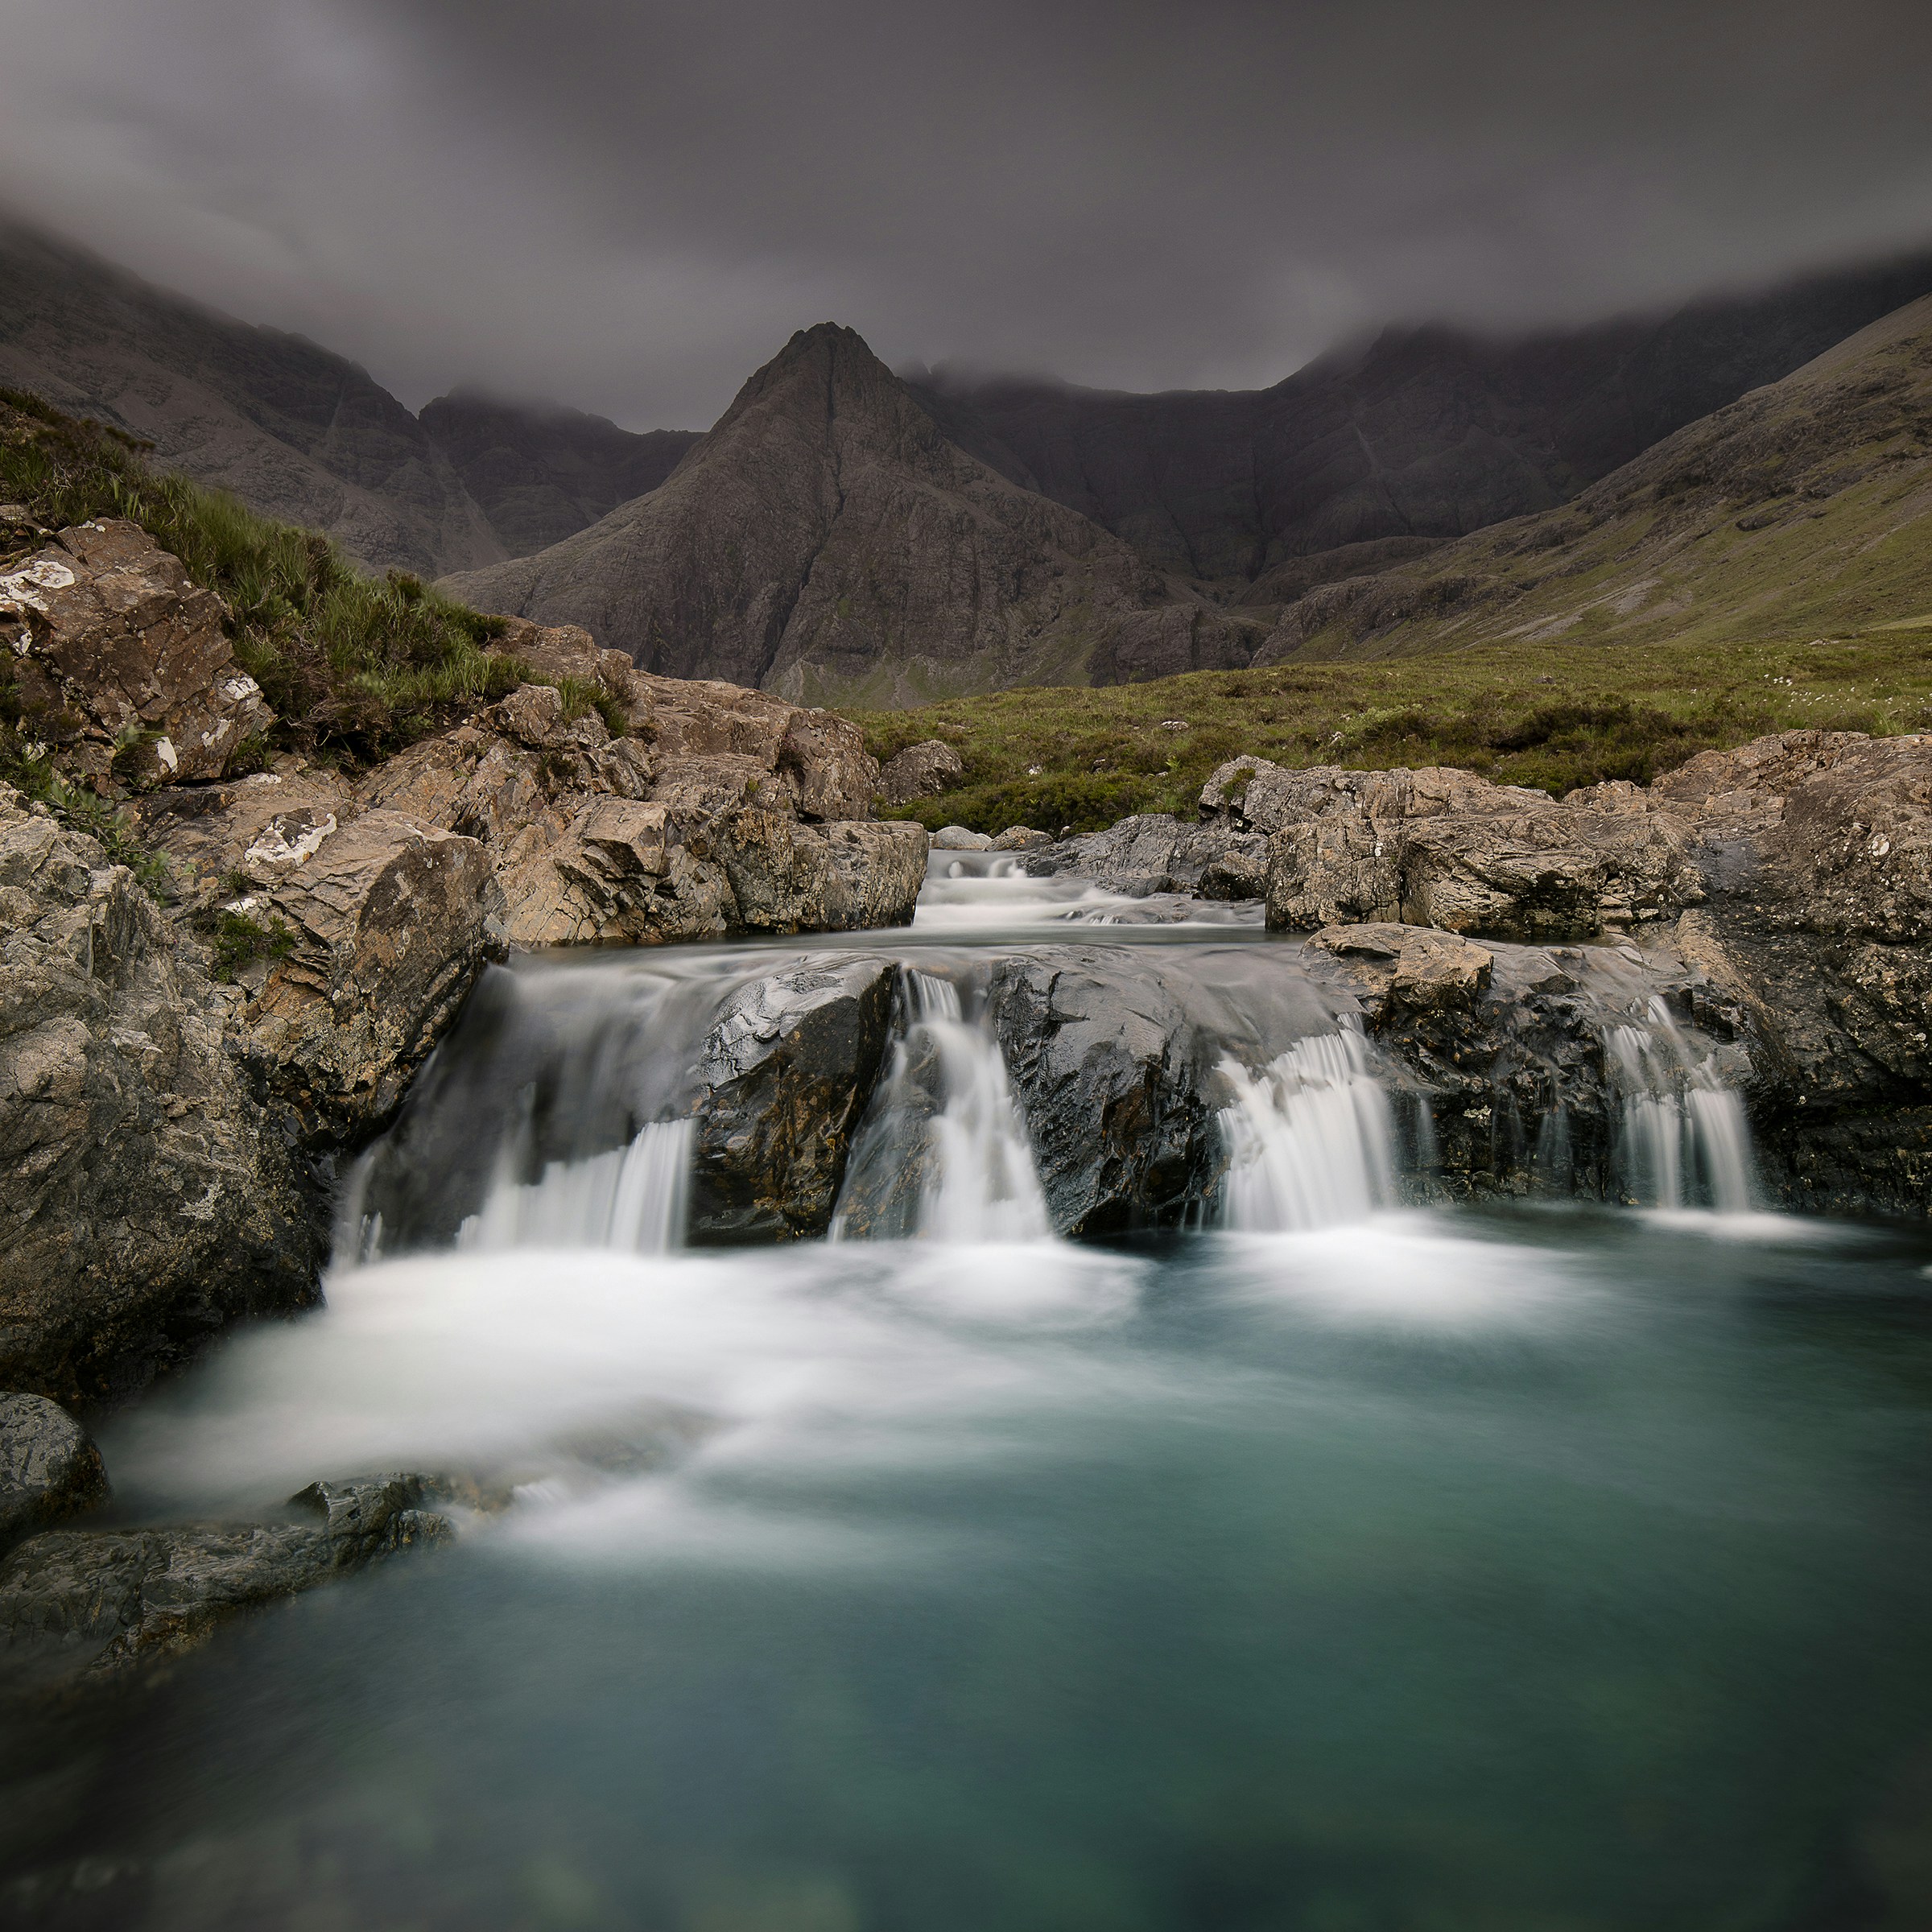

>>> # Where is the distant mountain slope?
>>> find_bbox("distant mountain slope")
[442,325,1261,704]
[417,390,701,557]
[912,252,1932,587]
[0,222,503,579]
[1256,292,1932,661]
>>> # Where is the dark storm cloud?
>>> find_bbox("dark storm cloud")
[2,0,1929,427]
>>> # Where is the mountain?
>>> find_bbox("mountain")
[910,252,1932,589]
[441,324,1260,705]
[417,389,701,557]
[0,221,503,579]
[1253,291,1932,661]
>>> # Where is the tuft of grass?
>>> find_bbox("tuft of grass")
[208,906,297,982]
[844,630,1932,835]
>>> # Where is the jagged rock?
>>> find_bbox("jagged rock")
[0,783,316,1403]
[230,810,506,1141]
[931,825,991,851]
[441,323,1258,703]
[989,825,1053,852]
[0,1395,108,1556]
[1263,764,1701,941]
[815,821,928,931]
[881,740,964,804]
[0,1473,451,1689]
[486,615,640,703]
[988,949,1214,1235]
[0,519,273,790]
[687,958,899,1243]
[1309,923,1494,1012]
[1051,811,1266,898]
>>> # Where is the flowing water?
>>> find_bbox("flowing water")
[9,860,1932,1931]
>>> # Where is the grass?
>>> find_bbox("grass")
[0,386,538,768]
[844,629,1932,835]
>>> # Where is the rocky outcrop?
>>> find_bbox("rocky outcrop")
[1027,811,1267,900]
[687,958,899,1243]
[442,324,1259,704]
[0,519,273,791]
[880,739,964,804]
[0,1473,450,1690]
[0,1395,108,1556]
[0,784,316,1404]
[988,950,1216,1235]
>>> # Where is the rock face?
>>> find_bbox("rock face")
[880,739,964,804]
[0,1473,450,1688]
[0,783,316,1403]
[418,388,701,559]
[442,324,1260,705]
[0,221,503,577]
[0,519,274,791]
[0,1394,108,1556]
[988,950,1216,1236]
[687,958,899,1243]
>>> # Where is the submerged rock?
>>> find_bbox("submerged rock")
[0,1395,108,1557]
[0,1473,451,1690]
[687,958,900,1243]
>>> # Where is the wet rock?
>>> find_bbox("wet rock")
[233,810,506,1141]
[931,824,991,851]
[1309,923,1493,1012]
[1040,812,1265,897]
[0,1473,452,1689]
[0,1396,108,1557]
[0,520,274,791]
[687,957,899,1243]
[880,739,964,805]
[988,949,1215,1235]
[0,782,317,1403]
[814,821,927,930]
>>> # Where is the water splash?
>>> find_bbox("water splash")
[835,972,1051,1243]
[1217,1028,1396,1232]
[1604,999,1754,1212]
[456,1121,694,1254]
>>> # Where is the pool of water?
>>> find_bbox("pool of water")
[6,1208,1932,1930]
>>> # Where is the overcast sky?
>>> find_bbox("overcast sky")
[2,0,1929,429]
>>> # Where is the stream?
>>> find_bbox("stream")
[7,855,1932,1930]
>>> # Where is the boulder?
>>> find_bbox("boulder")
[687,958,899,1243]
[0,1473,451,1688]
[0,519,273,791]
[231,810,506,1141]
[988,949,1215,1235]
[880,739,964,805]
[989,825,1053,852]
[931,824,991,851]
[0,1394,108,1556]
[0,783,317,1403]
[1307,923,1493,1012]
[1038,812,1266,897]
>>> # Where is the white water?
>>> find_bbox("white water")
[834,972,1052,1243]
[1606,999,1755,1212]
[1216,1029,1397,1232]
[913,852,1261,934]
[458,1119,694,1254]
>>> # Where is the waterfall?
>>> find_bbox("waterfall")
[833,972,1051,1243]
[456,1120,694,1254]
[1217,1028,1397,1232]
[1604,1000,1754,1212]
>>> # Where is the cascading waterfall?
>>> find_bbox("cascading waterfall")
[1216,1026,1397,1232]
[1605,998,1755,1212]
[457,1119,694,1254]
[833,971,1051,1243]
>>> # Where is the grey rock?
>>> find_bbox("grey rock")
[988,949,1215,1235]
[0,1472,451,1689]
[0,519,274,791]
[989,825,1054,852]
[881,739,965,804]
[0,782,317,1404]
[0,1395,108,1556]
[687,958,899,1243]
[930,824,992,850]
